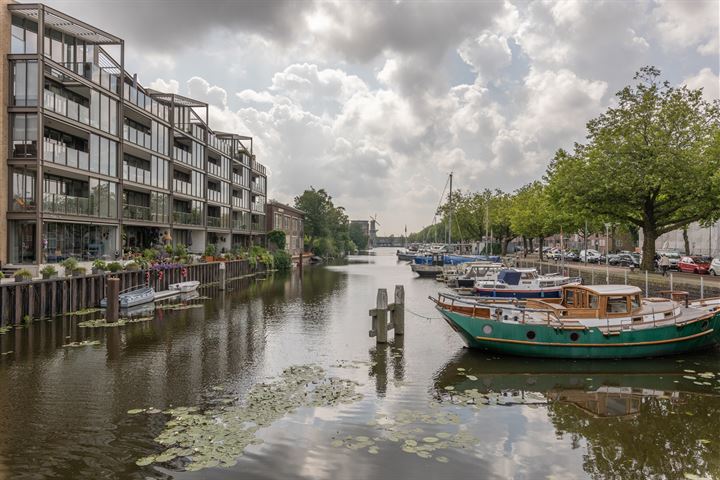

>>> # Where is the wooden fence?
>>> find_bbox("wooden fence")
[0,260,268,326]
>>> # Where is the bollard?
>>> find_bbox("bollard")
[669,273,673,292]
[369,289,389,344]
[106,277,120,323]
[700,276,704,299]
[219,262,226,291]
[390,285,405,335]
[624,270,628,285]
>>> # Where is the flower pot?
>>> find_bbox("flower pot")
[42,273,57,280]
[72,269,86,277]
[15,276,31,283]
[205,256,214,262]
[92,268,106,275]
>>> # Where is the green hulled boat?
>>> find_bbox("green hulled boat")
[431,285,720,359]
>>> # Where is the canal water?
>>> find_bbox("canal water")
[0,248,719,479]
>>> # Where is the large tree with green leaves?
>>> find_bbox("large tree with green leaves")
[547,66,720,270]
[294,187,352,257]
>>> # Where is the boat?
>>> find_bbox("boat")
[168,280,200,293]
[446,262,506,288]
[472,268,581,299]
[411,253,501,278]
[396,249,416,262]
[100,286,155,309]
[430,284,720,359]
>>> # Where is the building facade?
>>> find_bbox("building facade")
[266,200,304,256]
[2,2,267,266]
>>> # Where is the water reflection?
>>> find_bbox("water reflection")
[368,336,405,396]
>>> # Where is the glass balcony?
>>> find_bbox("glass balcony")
[44,89,90,126]
[250,222,265,233]
[232,196,243,208]
[123,124,152,150]
[251,159,266,175]
[173,210,202,226]
[43,139,89,170]
[207,216,221,227]
[123,163,152,186]
[251,182,265,194]
[251,202,265,214]
[11,195,36,212]
[173,146,193,166]
[123,204,168,223]
[56,61,119,94]
[123,84,169,121]
[43,193,91,216]
[173,179,192,196]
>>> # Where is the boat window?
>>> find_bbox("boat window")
[589,295,599,309]
[631,295,641,311]
[607,296,629,314]
[565,290,575,307]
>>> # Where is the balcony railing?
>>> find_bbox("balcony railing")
[251,182,265,194]
[232,219,249,231]
[123,84,169,122]
[173,210,203,226]
[251,202,265,214]
[43,193,92,216]
[44,89,90,126]
[11,195,36,212]
[123,124,152,150]
[173,146,193,166]
[43,139,89,170]
[251,222,265,233]
[55,61,119,94]
[123,163,151,186]
[123,204,169,223]
[173,178,192,196]
[207,216,221,227]
[232,196,244,208]
[252,159,267,175]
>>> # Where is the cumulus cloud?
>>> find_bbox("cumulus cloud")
[653,0,719,55]
[683,68,720,100]
[148,78,179,94]
[457,33,513,82]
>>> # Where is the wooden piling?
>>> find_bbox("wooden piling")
[369,288,389,344]
[391,285,405,335]
[106,277,120,324]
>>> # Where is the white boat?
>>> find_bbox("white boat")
[168,281,200,293]
[446,262,506,288]
[100,286,155,309]
[473,268,581,299]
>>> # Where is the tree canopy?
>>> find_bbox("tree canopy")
[294,187,353,257]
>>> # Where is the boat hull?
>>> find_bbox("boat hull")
[438,307,720,359]
[411,264,444,277]
[471,288,562,299]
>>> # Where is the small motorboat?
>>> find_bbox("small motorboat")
[100,286,155,309]
[168,281,200,293]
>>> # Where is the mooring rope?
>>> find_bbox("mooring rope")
[405,306,443,320]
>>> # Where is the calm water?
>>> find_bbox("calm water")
[0,248,719,479]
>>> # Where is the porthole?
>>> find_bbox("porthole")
[701,320,709,331]
[483,325,493,335]
[526,330,536,340]
[570,332,580,342]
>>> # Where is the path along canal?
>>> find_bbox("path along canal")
[0,248,719,479]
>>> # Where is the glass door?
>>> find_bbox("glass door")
[10,221,36,264]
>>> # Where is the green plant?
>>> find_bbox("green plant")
[14,269,33,280]
[72,266,87,276]
[134,257,150,270]
[23,314,31,325]
[92,259,107,270]
[106,262,122,273]
[273,250,292,271]
[40,265,57,278]
[165,244,174,254]
[61,257,78,272]
[204,244,217,257]
[174,243,188,258]
[267,230,286,251]
[124,261,139,271]
[0,271,5,279]
[142,248,157,260]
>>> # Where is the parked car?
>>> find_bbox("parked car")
[563,251,579,261]
[710,258,720,276]
[579,249,602,263]
[678,256,712,274]
[656,251,681,270]
[609,253,640,268]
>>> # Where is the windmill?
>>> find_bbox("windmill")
[369,214,380,248]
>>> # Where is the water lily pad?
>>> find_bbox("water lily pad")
[423,437,439,443]
[436,456,449,463]
[466,375,478,381]
[368,446,379,455]
[444,386,454,391]
[127,408,146,415]
[136,456,155,466]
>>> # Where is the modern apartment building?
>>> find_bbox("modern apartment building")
[2,1,267,267]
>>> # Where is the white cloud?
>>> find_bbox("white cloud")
[457,33,513,81]
[683,68,720,100]
[147,78,180,94]
[187,76,229,108]
[653,0,719,55]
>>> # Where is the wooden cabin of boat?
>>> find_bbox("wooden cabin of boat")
[526,285,646,320]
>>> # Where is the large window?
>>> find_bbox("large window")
[123,154,168,189]
[11,168,36,212]
[43,174,117,218]
[90,90,118,135]
[173,169,204,198]
[44,222,117,262]
[13,61,38,106]
[12,114,38,158]
[89,134,118,177]
[11,16,38,54]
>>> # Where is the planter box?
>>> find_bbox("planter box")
[15,276,32,283]
[42,273,57,280]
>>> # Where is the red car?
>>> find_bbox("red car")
[678,256,712,274]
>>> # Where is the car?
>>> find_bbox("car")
[579,249,602,263]
[656,251,681,270]
[710,258,720,276]
[678,256,712,274]
[609,253,640,268]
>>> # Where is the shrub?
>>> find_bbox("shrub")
[143,248,157,260]
[72,266,87,276]
[204,244,217,257]
[134,257,150,270]
[92,259,107,271]
[14,269,33,281]
[124,261,139,271]
[106,262,122,273]
[267,230,286,251]
[273,250,292,271]
[61,257,78,272]
[40,265,57,278]
[174,243,188,258]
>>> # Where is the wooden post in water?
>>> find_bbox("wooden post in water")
[369,288,389,344]
[389,285,405,335]
[219,262,227,291]
[106,277,120,323]
[298,252,303,272]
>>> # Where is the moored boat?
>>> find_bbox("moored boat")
[168,280,200,293]
[411,253,501,278]
[472,268,581,299]
[100,286,155,309]
[431,285,720,359]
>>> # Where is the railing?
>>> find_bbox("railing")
[251,222,265,233]
[172,179,193,196]
[123,163,151,186]
[251,182,266,194]
[207,162,229,179]
[123,124,152,150]
[12,196,36,212]
[173,146,193,166]
[43,193,92,216]
[233,219,249,231]
[232,196,244,208]
[251,159,266,175]
[123,84,169,121]
[175,123,204,142]
[43,139,89,169]
[207,216,221,227]
[44,89,90,126]
[173,211,203,226]
[56,61,119,94]
[251,202,265,214]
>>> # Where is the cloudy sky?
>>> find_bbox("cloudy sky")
[47,0,719,235]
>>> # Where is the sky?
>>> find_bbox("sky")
[46,0,720,235]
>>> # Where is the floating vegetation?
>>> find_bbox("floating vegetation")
[157,303,205,312]
[78,316,153,328]
[2,351,13,355]
[62,340,101,348]
[0,326,12,335]
[134,365,363,471]
[68,308,103,316]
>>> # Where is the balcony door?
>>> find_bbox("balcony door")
[10,221,36,264]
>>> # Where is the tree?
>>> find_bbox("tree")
[294,187,352,257]
[267,230,286,251]
[348,223,368,250]
[547,67,720,270]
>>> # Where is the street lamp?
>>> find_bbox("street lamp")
[604,222,612,284]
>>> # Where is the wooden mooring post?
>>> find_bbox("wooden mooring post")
[369,285,405,344]
[106,277,120,324]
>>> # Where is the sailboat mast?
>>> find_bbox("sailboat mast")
[448,172,453,248]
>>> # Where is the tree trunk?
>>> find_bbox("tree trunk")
[500,237,512,256]
[529,237,534,256]
[640,226,657,271]
[683,226,690,255]
[522,236,528,258]
[538,237,545,261]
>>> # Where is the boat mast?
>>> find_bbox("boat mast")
[448,172,453,249]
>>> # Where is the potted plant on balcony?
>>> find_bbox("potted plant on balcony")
[61,257,78,277]
[14,269,33,282]
[91,259,107,274]
[204,244,217,262]
[72,266,87,276]
[40,265,58,279]
[124,261,140,271]
[106,262,123,273]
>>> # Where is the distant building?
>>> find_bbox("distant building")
[350,220,369,238]
[266,200,304,256]
[647,221,720,257]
